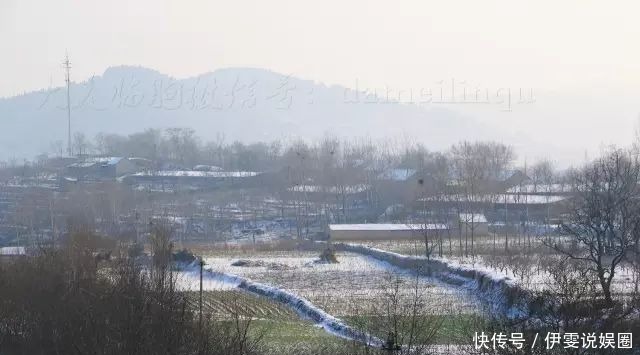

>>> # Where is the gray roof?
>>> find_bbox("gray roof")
[67,157,125,168]
[329,223,449,231]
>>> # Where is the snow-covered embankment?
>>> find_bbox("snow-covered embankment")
[182,264,384,347]
[333,243,545,319]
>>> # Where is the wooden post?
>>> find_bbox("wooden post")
[199,257,204,330]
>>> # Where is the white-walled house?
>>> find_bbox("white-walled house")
[329,223,449,241]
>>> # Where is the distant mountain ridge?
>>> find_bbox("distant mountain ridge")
[0,65,497,160]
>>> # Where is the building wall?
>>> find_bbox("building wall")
[330,228,435,240]
[125,174,264,191]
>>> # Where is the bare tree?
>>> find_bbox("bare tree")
[450,141,514,256]
[355,272,442,354]
[531,159,556,234]
[72,132,90,157]
[547,148,640,305]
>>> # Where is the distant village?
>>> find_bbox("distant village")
[0,130,573,256]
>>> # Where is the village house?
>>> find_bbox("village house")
[122,170,265,191]
[328,223,449,241]
[64,157,139,180]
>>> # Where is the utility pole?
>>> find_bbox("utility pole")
[199,257,204,330]
[63,53,72,156]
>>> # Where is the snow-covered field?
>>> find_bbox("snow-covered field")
[350,239,639,294]
[175,251,480,317]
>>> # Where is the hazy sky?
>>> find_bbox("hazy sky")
[2,0,639,97]
[1,0,640,165]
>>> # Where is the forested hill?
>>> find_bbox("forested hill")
[0,66,495,160]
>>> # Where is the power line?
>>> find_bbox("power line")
[63,53,72,156]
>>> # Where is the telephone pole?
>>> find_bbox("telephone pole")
[63,53,72,156]
[199,257,204,330]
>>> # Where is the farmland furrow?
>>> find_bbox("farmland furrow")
[188,265,386,348]
[332,242,548,320]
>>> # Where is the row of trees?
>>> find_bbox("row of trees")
[0,222,483,355]
[5,129,570,253]
[41,128,538,177]
[484,148,640,352]
[0,224,262,355]
[550,148,640,306]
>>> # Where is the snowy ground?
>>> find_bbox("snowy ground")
[351,239,639,294]
[175,251,480,317]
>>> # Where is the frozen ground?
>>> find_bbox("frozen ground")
[176,259,385,347]
[351,239,639,294]
[175,251,480,317]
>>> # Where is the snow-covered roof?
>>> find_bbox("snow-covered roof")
[506,183,568,194]
[194,165,224,172]
[288,184,370,194]
[329,223,449,231]
[497,194,568,204]
[498,169,529,181]
[458,213,488,223]
[377,168,417,181]
[0,246,26,256]
[420,193,568,205]
[68,162,96,168]
[67,157,125,168]
[132,170,261,178]
[103,157,124,165]
[421,194,493,203]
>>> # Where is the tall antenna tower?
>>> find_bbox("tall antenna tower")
[63,53,72,156]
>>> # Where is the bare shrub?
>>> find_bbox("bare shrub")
[0,228,265,355]
[348,272,443,355]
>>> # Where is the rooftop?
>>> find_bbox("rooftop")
[458,213,488,223]
[505,183,569,194]
[67,157,125,168]
[420,193,569,205]
[288,184,370,194]
[131,170,261,178]
[377,168,417,182]
[0,246,26,256]
[329,223,449,231]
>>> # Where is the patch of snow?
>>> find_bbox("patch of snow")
[458,213,488,223]
[0,246,26,256]
[334,243,533,320]
[329,223,449,231]
[132,170,261,178]
[180,263,385,347]
[288,184,370,194]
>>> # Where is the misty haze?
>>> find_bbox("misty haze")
[1,1,639,354]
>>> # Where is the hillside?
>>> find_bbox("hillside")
[0,66,494,160]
